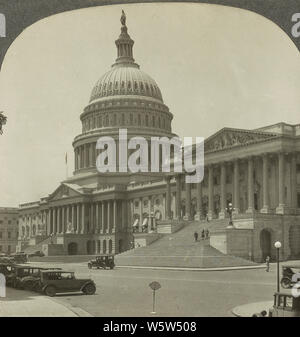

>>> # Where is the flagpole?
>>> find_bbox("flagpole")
[65,152,68,179]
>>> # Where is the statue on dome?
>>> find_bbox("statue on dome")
[120,10,126,26]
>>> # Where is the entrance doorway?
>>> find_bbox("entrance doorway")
[260,229,272,261]
[68,242,78,255]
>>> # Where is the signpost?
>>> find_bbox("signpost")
[149,281,161,314]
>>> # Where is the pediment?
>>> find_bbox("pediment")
[204,128,278,152]
[48,183,82,201]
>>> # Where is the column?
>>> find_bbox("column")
[175,175,182,220]
[113,200,117,232]
[184,176,192,220]
[76,204,80,234]
[81,203,85,234]
[219,162,226,219]
[65,206,69,232]
[261,154,270,213]
[89,203,93,233]
[276,152,286,214]
[246,157,254,213]
[101,202,105,233]
[139,198,143,232]
[61,207,65,233]
[233,160,240,214]
[122,200,127,230]
[207,165,213,220]
[291,152,298,210]
[56,208,60,234]
[165,177,171,220]
[75,148,78,170]
[71,205,75,232]
[107,201,111,233]
[195,182,203,221]
[95,202,99,233]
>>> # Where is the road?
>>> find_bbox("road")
[5,261,277,317]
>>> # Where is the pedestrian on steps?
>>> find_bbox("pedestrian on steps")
[194,231,199,242]
[201,229,205,240]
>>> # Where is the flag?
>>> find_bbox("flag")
[65,152,68,164]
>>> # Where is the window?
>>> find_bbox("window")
[0,232,2,239]
[134,201,139,208]
[7,245,11,253]
[0,246,2,252]
[8,231,11,239]
[297,164,300,184]
[298,193,300,208]
[8,220,11,224]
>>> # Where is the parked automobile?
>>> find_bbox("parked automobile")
[10,252,27,264]
[0,262,14,282]
[88,255,115,270]
[6,265,61,290]
[28,251,45,258]
[37,270,96,297]
[280,264,300,289]
[269,291,300,317]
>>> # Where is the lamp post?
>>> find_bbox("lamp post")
[274,241,282,293]
[226,202,235,228]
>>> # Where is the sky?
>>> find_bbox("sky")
[0,3,300,207]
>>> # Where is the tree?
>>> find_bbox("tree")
[0,111,7,134]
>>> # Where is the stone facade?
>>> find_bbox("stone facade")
[16,14,300,262]
[0,207,19,254]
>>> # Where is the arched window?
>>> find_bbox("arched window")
[138,114,141,126]
[152,115,155,127]
[113,114,117,125]
[145,115,149,126]
[122,114,125,125]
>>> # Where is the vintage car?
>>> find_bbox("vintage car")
[37,270,96,296]
[10,252,27,264]
[88,255,115,270]
[6,265,61,290]
[269,291,300,317]
[280,264,300,289]
[0,262,14,282]
[27,250,45,258]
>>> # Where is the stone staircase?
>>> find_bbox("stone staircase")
[23,235,53,255]
[115,220,257,268]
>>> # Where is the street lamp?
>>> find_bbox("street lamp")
[226,202,235,228]
[274,241,282,293]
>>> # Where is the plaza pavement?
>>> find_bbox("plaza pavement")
[9,261,278,317]
[0,288,80,317]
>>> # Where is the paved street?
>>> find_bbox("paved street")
[1,262,279,317]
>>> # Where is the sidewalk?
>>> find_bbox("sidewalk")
[0,296,78,317]
[232,301,273,317]
[0,288,93,317]
[116,264,266,272]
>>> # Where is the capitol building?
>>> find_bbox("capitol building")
[17,13,300,263]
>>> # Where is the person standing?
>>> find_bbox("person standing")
[201,229,205,240]
[266,256,270,272]
[194,231,198,242]
[205,229,209,239]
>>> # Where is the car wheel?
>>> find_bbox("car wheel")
[45,285,56,297]
[24,280,35,291]
[88,263,92,269]
[83,283,96,295]
[281,277,292,289]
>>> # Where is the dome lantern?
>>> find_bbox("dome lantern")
[113,10,137,68]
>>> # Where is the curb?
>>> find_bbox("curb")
[116,264,265,272]
[231,301,273,317]
[50,297,93,317]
